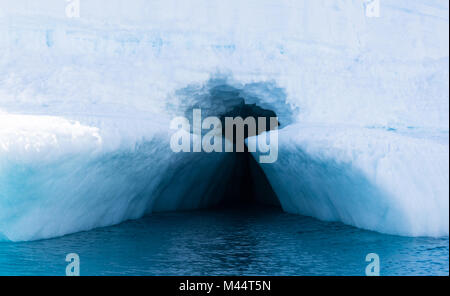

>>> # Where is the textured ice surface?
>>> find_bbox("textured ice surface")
[0,0,448,240]
[250,125,449,237]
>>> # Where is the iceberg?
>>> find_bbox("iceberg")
[0,0,448,241]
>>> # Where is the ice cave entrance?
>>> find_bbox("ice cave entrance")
[176,81,290,209]
[213,100,280,208]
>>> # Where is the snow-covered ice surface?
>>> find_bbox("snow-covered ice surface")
[0,0,448,241]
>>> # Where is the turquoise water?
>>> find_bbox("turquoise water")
[0,206,448,276]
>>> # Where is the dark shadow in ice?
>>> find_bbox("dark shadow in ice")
[153,78,289,210]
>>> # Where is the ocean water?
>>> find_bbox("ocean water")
[0,206,448,276]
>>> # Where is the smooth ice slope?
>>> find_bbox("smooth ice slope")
[0,0,449,240]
